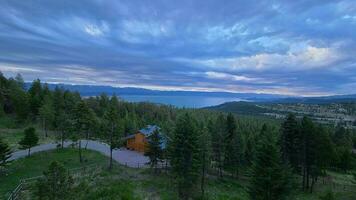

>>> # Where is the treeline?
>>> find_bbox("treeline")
[1,72,356,200]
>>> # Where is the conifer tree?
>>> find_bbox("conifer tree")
[145,129,164,173]
[170,113,201,200]
[104,95,121,169]
[19,127,39,156]
[36,161,74,200]
[211,114,226,177]
[0,137,12,168]
[39,96,55,137]
[73,101,96,162]
[249,124,292,200]
[281,113,301,172]
[224,113,240,178]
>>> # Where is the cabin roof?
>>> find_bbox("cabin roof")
[138,125,160,136]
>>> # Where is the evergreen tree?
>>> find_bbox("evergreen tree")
[0,137,12,168]
[280,113,301,172]
[198,123,211,199]
[249,124,292,200]
[145,129,164,173]
[224,113,240,178]
[170,113,201,200]
[73,101,95,162]
[36,161,74,200]
[19,127,39,156]
[28,79,43,116]
[104,95,121,170]
[211,114,226,177]
[39,96,55,137]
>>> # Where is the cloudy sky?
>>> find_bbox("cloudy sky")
[1,0,356,96]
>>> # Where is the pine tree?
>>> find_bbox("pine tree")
[36,161,74,200]
[211,114,226,177]
[19,127,39,156]
[170,113,201,200]
[0,137,12,168]
[280,113,301,172]
[104,95,121,170]
[73,101,96,162]
[28,79,43,116]
[198,123,211,199]
[145,129,164,173]
[224,113,240,178]
[39,96,55,137]
[249,124,292,200]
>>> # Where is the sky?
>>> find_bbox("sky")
[0,0,356,96]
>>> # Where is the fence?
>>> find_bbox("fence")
[7,164,101,200]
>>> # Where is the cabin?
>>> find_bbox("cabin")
[125,125,165,153]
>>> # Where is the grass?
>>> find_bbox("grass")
[1,148,355,200]
[0,127,57,150]
[0,148,109,199]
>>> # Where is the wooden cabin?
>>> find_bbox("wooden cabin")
[125,125,161,153]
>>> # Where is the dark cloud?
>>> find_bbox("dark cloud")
[0,0,355,96]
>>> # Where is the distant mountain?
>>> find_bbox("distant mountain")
[25,82,356,104]
[270,94,356,104]
[26,83,289,101]
[204,101,270,115]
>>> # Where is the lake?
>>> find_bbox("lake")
[119,95,243,108]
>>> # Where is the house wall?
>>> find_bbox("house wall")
[126,132,148,153]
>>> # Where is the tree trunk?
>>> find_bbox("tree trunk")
[44,120,48,137]
[302,166,306,191]
[109,123,114,170]
[85,131,89,149]
[306,166,310,190]
[61,131,64,149]
[79,140,82,163]
[28,148,31,157]
[201,152,206,199]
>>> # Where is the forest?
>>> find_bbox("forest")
[1,72,356,200]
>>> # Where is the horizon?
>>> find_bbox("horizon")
[1,1,356,96]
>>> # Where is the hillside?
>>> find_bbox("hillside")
[204,101,270,115]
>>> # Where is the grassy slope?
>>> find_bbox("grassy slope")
[2,149,355,200]
[0,148,109,199]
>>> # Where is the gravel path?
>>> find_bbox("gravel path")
[8,140,149,168]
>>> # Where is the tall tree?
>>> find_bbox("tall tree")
[170,113,201,200]
[104,95,121,170]
[198,123,211,199]
[39,96,55,137]
[0,137,12,169]
[249,124,292,200]
[211,114,226,177]
[19,127,39,156]
[224,113,240,178]
[28,79,43,116]
[73,101,95,162]
[280,113,301,172]
[145,129,164,173]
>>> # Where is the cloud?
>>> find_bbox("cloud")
[194,44,344,72]
[0,0,356,96]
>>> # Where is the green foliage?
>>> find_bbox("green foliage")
[28,79,44,116]
[249,124,292,200]
[145,129,164,171]
[280,113,301,172]
[169,113,201,199]
[0,137,12,168]
[319,190,335,200]
[36,161,74,200]
[224,113,240,177]
[19,127,39,156]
